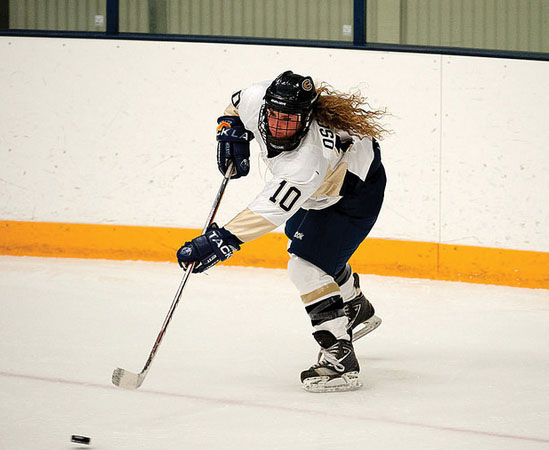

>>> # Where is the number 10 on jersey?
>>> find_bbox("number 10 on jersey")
[269,180,302,212]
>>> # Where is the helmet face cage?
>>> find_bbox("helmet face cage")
[265,108,303,139]
[259,71,318,156]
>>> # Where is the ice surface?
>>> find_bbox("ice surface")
[0,256,548,450]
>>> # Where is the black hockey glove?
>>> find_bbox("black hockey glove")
[216,116,253,179]
[176,223,242,273]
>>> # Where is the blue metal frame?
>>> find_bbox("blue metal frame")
[1,0,548,62]
[106,0,119,35]
[353,0,366,47]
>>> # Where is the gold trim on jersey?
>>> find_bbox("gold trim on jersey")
[310,162,348,199]
[301,282,340,304]
[223,103,239,116]
[225,208,277,243]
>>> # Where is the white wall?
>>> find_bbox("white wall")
[1,37,548,252]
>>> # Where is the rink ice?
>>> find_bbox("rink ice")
[0,256,548,450]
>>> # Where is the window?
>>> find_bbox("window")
[5,0,107,32]
[119,0,354,42]
[2,0,548,56]
[366,0,549,53]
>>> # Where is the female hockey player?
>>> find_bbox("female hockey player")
[177,70,388,392]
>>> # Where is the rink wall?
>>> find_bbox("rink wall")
[1,37,548,289]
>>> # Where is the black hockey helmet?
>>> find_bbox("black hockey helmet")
[259,70,319,157]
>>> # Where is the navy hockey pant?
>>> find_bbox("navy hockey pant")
[285,164,386,278]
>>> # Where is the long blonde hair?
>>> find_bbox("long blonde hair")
[313,82,389,140]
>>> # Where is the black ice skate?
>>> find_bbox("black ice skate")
[301,330,361,393]
[345,273,382,342]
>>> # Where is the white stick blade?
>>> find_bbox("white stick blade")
[112,367,144,390]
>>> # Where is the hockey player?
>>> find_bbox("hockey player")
[177,71,387,392]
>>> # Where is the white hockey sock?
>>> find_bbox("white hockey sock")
[287,254,335,296]
[339,271,358,303]
[314,316,350,341]
[288,254,350,340]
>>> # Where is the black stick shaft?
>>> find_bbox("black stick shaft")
[138,164,233,377]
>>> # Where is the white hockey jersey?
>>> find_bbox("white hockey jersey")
[224,80,376,243]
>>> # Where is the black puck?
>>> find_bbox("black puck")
[71,435,91,445]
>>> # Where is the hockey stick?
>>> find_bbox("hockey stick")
[112,163,234,390]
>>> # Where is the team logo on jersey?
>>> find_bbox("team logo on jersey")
[302,79,313,91]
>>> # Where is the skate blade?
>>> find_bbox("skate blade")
[303,372,362,393]
[352,315,382,342]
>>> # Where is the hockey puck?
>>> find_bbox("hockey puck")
[71,435,91,445]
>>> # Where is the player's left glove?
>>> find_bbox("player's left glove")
[216,116,253,179]
[176,223,242,273]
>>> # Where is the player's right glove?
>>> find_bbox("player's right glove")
[216,116,253,179]
[176,223,242,273]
